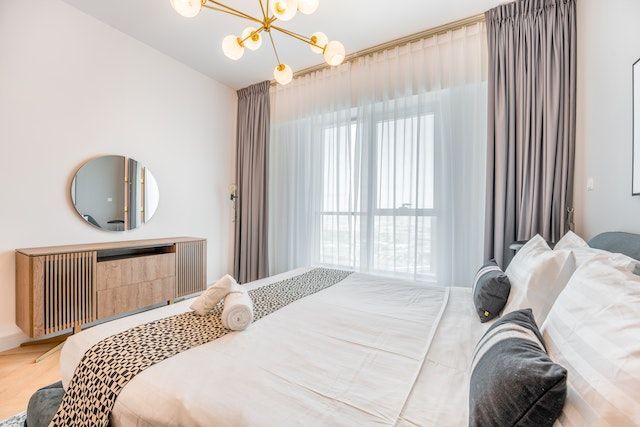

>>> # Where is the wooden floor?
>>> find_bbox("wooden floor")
[0,343,60,420]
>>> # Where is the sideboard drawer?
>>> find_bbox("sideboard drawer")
[96,253,176,291]
[97,276,175,319]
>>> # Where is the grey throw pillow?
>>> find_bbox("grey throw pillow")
[472,260,510,322]
[469,309,567,427]
[26,381,64,427]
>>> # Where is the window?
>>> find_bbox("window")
[269,24,487,285]
[320,112,436,281]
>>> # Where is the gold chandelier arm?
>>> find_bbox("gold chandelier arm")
[271,25,325,51]
[267,30,282,65]
[205,0,263,24]
[202,4,255,21]
[258,0,267,20]
[240,26,265,44]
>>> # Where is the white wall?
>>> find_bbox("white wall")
[0,0,237,350]
[574,0,640,238]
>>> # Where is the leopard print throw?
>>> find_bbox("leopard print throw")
[50,268,352,427]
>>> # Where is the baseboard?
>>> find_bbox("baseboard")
[0,329,28,353]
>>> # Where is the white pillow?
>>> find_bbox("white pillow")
[554,230,588,250]
[542,257,640,425]
[503,234,576,323]
[554,231,639,271]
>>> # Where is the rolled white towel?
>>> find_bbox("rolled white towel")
[221,285,254,331]
[190,274,237,316]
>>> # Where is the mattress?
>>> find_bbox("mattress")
[60,268,488,426]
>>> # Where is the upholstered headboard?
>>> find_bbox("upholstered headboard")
[588,232,640,262]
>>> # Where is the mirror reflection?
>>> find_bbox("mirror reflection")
[71,155,159,231]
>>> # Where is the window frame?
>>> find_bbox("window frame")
[318,101,441,281]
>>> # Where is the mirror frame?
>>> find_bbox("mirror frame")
[70,155,159,231]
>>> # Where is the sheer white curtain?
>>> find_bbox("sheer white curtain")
[269,22,487,286]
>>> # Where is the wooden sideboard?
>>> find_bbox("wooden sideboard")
[16,237,206,338]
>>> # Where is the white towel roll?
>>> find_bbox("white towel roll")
[190,274,238,316]
[221,287,254,331]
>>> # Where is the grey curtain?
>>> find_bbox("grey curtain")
[484,0,576,267]
[234,81,270,283]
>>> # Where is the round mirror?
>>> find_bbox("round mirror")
[71,155,159,231]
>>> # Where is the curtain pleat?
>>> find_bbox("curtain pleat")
[484,0,577,267]
[234,80,270,283]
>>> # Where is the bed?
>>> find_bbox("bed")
[51,232,640,426]
[59,268,489,426]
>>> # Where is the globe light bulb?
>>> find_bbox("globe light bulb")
[323,40,345,66]
[309,32,328,54]
[241,27,262,51]
[222,35,245,60]
[270,0,298,21]
[170,0,202,18]
[274,63,293,85]
[298,0,319,14]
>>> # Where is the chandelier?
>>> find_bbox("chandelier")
[169,0,346,85]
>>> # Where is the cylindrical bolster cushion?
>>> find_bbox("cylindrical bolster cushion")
[472,260,510,322]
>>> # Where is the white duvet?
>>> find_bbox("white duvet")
[61,268,487,426]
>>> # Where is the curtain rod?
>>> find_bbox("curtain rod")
[269,12,486,86]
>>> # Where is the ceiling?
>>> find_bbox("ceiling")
[61,0,506,89]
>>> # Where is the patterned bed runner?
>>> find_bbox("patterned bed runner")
[50,268,352,427]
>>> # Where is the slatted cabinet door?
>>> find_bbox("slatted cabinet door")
[175,240,206,298]
[42,251,97,335]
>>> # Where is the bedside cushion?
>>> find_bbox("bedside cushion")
[472,260,510,322]
[555,230,639,272]
[469,309,567,427]
[542,257,640,425]
[503,235,576,323]
[553,230,588,250]
[26,381,64,427]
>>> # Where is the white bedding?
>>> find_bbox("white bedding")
[61,268,487,426]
